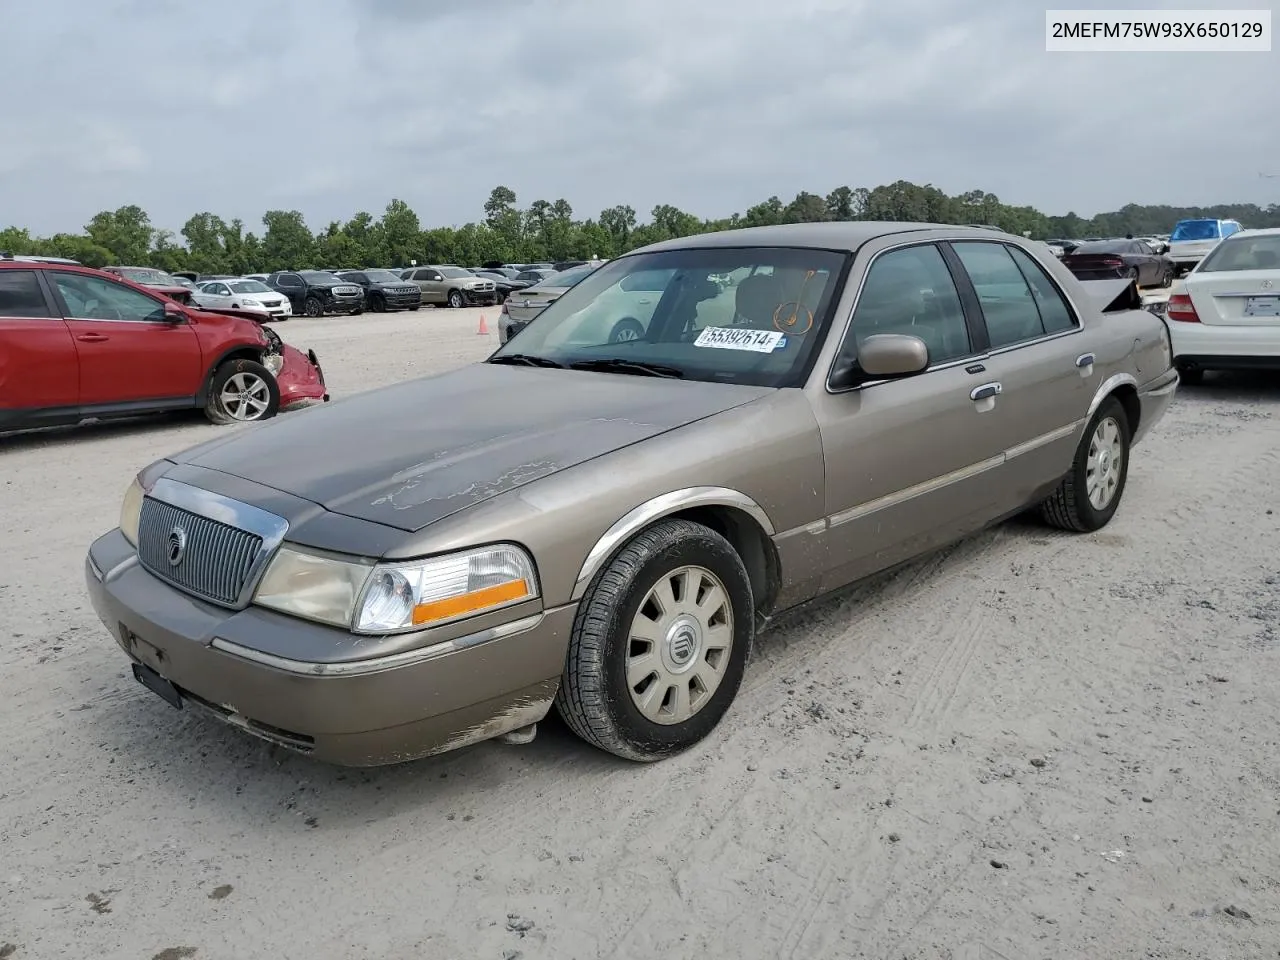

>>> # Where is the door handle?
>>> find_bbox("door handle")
[970,382,1002,402]
[76,333,109,343]
[1075,353,1096,369]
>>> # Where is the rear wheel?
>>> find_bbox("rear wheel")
[554,518,754,762]
[448,289,464,309]
[204,359,280,425]
[1040,396,1130,532]
[608,317,645,343]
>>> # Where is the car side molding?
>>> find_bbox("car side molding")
[571,486,775,601]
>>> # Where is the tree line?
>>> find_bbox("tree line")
[3,181,1278,275]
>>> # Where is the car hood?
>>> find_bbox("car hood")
[171,362,773,533]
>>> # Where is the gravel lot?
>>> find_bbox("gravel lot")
[3,304,1277,960]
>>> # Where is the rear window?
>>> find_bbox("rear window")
[1170,220,1221,242]
[0,270,50,317]
[1196,234,1280,273]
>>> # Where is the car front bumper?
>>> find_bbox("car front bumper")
[382,291,422,309]
[464,289,500,305]
[85,529,573,766]
[326,297,364,314]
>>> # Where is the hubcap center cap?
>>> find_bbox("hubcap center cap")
[663,616,702,673]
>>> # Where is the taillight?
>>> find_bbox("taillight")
[1166,293,1200,322]
[1102,257,1124,267]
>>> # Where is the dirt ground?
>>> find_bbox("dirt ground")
[2,305,1277,960]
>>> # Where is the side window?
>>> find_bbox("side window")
[0,270,52,317]
[1006,246,1077,335]
[426,271,442,281]
[836,244,971,379]
[278,274,301,288]
[951,241,1048,349]
[210,283,228,296]
[53,273,165,322]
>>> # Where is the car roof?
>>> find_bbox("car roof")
[632,221,1011,255]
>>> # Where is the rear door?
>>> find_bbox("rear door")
[809,241,1008,591]
[48,271,203,407]
[946,240,1092,512]
[0,268,79,421]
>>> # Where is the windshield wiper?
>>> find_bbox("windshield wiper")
[568,358,685,379]
[488,353,564,368]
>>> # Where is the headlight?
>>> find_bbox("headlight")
[120,477,145,546]
[253,546,373,629]
[264,353,284,375]
[354,544,538,634]
[252,543,539,634]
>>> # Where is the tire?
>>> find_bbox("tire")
[303,296,323,318]
[1160,266,1173,287]
[447,289,464,309]
[1177,364,1205,386]
[1040,396,1131,532]
[410,305,420,312]
[1126,266,1140,282]
[554,518,755,762]
[204,358,281,425]
[608,317,645,343]
[369,294,385,313]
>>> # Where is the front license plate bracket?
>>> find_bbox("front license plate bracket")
[132,662,184,711]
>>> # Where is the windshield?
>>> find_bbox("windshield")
[488,246,848,388]
[1170,220,1222,242]
[1073,241,1129,255]
[300,271,343,283]
[228,279,271,293]
[1196,234,1280,272]
[121,268,171,284]
[438,267,472,279]
[361,270,402,282]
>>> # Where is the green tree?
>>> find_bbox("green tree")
[85,204,155,264]
[261,209,315,271]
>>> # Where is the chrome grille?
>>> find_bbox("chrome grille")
[137,497,262,606]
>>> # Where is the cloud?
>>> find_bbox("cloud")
[1,0,1275,236]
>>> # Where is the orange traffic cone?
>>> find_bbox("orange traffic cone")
[477,314,489,335]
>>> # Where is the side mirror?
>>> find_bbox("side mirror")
[831,333,929,388]
[162,302,187,322]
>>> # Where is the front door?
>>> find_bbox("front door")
[0,268,79,419]
[946,240,1094,512]
[48,271,203,407]
[809,241,1009,592]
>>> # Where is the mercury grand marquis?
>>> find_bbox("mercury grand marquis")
[85,222,1178,766]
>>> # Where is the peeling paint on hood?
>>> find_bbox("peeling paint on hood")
[171,362,772,532]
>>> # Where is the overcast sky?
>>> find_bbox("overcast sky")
[2,0,1276,236]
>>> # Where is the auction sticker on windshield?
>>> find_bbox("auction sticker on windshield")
[694,326,785,352]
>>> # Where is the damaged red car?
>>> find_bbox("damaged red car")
[0,256,327,432]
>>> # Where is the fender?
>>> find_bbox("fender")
[195,344,269,406]
[570,486,775,601]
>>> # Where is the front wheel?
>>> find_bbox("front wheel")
[447,290,464,309]
[1040,396,1130,532]
[554,518,754,762]
[204,359,281,425]
[303,297,323,318]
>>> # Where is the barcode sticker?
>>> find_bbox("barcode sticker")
[694,326,785,352]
